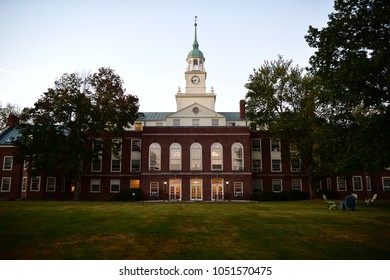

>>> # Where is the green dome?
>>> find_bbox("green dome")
[187,20,205,60]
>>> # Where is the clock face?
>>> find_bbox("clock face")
[191,76,200,84]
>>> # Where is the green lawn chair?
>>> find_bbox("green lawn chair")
[365,193,377,206]
[323,194,338,210]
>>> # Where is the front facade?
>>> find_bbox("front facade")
[1,21,390,201]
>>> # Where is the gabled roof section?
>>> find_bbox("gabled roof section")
[0,126,21,145]
[137,112,173,121]
[167,103,225,119]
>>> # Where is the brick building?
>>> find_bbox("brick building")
[1,21,389,201]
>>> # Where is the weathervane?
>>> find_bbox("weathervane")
[194,16,198,26]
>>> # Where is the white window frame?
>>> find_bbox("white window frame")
[111,139,122,172]
[337,177,347,191]
[1,177,11,192]
[233,182,243,197]
[352,176,363,191]
[90,179,101,193]
[232,143,244,171]
[46,177,56,192]
[169,143,182,171]
[150,182,159,197]
[110,179,120,193]
[21,177,27,192]
[271,159,282,172]
[271,140,281,152]
[382,177,390,192]
[272,179,283,192]
[292,179,302,191]
[30,176,41,192]
[190,143,202,171]
[3,156,13,171]
[211,143,223,170]
[149,143,161,171]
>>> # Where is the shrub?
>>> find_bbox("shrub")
[113,188,143,201]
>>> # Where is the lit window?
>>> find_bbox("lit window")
[130,179,140,189]
[211,143,223,170]
[190,143,202,170]
[149,143,161,171]
[232,143,244,171]
[170,143,182,170]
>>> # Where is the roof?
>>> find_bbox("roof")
[0,126,21,145]
[137,112,245,122]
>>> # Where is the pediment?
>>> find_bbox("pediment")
[167,103,225,119]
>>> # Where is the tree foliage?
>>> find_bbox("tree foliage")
[0,102,21,129]
[305,0,390,174]
[14,67,139,189]
[245,56,324,193]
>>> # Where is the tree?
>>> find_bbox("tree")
[14,67,139,200]
[305,0,390,177]
[0,102,21,129]
[245,55,324,196]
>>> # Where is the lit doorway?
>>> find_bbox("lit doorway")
[211,178,224,201]
[190,178,202,201]
[169,178,181,201]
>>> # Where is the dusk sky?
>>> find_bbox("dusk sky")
[1,0,334,112]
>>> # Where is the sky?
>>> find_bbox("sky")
[0,0,335,113]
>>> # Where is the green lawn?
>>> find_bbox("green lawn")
[0,200,389,260]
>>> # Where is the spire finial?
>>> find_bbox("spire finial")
[193,16,199,49]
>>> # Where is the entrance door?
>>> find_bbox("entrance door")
[211,178,224,201]
[169,178,181,201]
[190,179,202,201]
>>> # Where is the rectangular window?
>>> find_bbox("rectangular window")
[252,160,261,172]
[326,178,332,190]
[1,177,11,192]
[234,182,243,197]
[131,139,141,151]
[3,156,13,171]
[131,160,140,172]
[90,179,101,193]
[111,139,122,172]
[271,159,281,172]
[91,157,102,172]
[352,176,363,191]
[130,179,140,189]
[292,179,302,191]
[271,140,280,152]
[272,179,282,192]
[173,119,180,126]
[251,139,261,151]
[366,176,372,191]
[150,182,159,197]
[291,159,301,172]
[253,179,263,191]
[46,177,56,192]
[382,177,390,192]
[21,177,27,192]
[192,119,199,126]
[30,177,41,192]
[110,179,120,193]
[61,178,66,193]
[91,140,103,172]
[212,119,219,126]
[337,177,347,191]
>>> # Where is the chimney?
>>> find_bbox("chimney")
[7,115,20,127]
[239,100,246,119]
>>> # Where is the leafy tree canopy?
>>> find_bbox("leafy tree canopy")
[0,102,21,129]
[14,67,139,180]
[305,0,390,174]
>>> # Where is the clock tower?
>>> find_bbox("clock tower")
[176,17,216,111]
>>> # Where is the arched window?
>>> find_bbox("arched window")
[232,143,244,171]
[170,143,182,170]
[149,143,161,171]
[190,143,202,170]
[193,59,199,70]
[211,143,223,170]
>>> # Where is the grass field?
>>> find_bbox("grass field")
[0,200,389,260]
